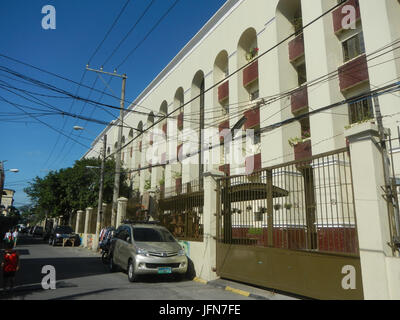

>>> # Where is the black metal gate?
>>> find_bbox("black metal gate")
[216,148,364,300]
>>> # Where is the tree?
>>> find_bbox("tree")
[24,157,130,222]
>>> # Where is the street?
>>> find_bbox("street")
[0,234,256,301]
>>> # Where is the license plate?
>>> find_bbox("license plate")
[158,267,172,274]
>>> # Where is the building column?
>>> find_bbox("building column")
[345,122,395,299]
[75,210,83,234]
[116,197,128,228]
[200,170,225,281]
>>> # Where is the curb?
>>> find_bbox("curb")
[192,277,269,300]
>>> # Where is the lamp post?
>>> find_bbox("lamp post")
[74,126,107,250]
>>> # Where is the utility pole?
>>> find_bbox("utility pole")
[95,135,107,249]
[0,161,4,205]
[86,66,127,228]
[373,95,400,245]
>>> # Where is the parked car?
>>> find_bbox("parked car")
[32,226,44,237]
[48,226,80,246]
[109,222,188,282]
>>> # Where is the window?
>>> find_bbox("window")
[342,32,365,62]
[133,227,176,242]
[349,97,373,124]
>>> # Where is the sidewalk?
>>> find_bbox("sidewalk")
[196,278,301,300]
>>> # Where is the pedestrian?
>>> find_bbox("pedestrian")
[1,242,20,293]
[12,228,18,248]
[3,230,12,247]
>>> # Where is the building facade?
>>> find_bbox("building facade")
[82,0,400,299]
[1,189,15,216]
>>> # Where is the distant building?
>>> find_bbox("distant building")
[1,189,15,216]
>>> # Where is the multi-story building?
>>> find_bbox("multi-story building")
[85,0,400,194]
[1,189,15,216]
[83,0,400,299]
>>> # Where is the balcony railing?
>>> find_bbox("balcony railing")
[243,60,259,87]
[219,164,230,176]
[244,107,260,130]
[288,34,305,63]
[162,123,167,135]
[218,80,229,103]
[245,153,261,175]
[291,86,309,114]
[332,0,361,34]
[219,120,230,141]
[178,112,184,130]
[338,54,369,92]
[294,140,312,162]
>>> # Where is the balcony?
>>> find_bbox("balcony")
[178,112,184,130]
[288,34,305,63]
[161,152,167,165]
[176,178,182,195]
[243,60,259,88]
[244,107,260,130]
[291,86,309,114]
[219,164,230,176]
[177,143,183,161]
[332,0,361,34]
[338,54,369,92]
[294,140,312,162]
[218,81,229,103]
[219,120,230,141]
[245,153,261,175]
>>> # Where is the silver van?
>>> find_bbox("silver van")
[109,223,188,282]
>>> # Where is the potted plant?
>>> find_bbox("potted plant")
[259,207,267,214]
[254,211,263,222]
[246,205,252,212]
[284,203,293,210]
[246,47,259,61]
[273,204,281,211]
[144,178,151,191]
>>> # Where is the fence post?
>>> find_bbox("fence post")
[345,122,395,299]
[75,210,83,234]
[116,197,128,228]
[203,170,225,281]
[83,207,93,248]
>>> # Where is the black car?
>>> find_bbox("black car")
[32,226,44,237]
[48,226,80,246]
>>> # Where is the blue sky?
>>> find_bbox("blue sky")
[0,0,227,206]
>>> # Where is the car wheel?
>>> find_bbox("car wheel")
[127,259,138,283]
[109,255,116,273]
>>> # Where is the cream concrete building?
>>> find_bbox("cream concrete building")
[1,189,15,216]
[82,0,400,299]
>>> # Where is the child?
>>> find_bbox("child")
[1,242,19,293]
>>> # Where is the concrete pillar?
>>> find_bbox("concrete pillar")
[101,203,107,228]
[75,210,83,233]
[345,122,394,299]
[200,170,225,281]
[83,207,93,248]
[116,197,128,228]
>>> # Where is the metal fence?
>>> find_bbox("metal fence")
[158,179,204,242]
[217,148,359,255]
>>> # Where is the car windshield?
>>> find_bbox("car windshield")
[55,226,73,233]
[133,228,176,242]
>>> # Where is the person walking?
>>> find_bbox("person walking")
[1,242,20,293]
[3,230,12,247]
[12,228,18,248]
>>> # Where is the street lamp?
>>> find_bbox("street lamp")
[76,126,107,250]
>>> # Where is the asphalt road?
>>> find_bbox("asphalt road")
[0,234,256,301]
